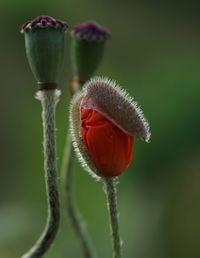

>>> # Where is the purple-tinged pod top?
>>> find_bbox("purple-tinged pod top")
[21,15,68,33]
[71,21,110,41]
[21,15,68,86]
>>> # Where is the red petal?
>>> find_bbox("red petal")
[80,100,133,177]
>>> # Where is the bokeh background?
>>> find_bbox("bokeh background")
[0,0,200,257]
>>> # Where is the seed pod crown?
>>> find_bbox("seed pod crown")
[21,15,68,33]
[71,21,110,41]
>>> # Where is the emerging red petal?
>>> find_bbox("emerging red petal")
[80,97,133,176]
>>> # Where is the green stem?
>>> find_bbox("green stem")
[61,132,96,258]
[61,80,96,258]
[103,177,122,258]
[22,90,60,258]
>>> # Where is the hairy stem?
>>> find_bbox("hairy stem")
[61,80,96,257]
[21,90,60,258]
[61,132,96,258]
[103,177,122,258]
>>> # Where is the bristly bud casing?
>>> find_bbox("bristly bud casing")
[69,77,150,179]
[21,15,68,85]
[70,21,110,82]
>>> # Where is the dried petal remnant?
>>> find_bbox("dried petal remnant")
[80,97,133,177]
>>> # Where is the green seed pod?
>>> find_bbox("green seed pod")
[21,15,68,86]
[70,21,110,82]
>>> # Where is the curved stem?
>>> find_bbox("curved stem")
[61,80,97,258]
[21,90,60,258]
[61,128,96,258]
[103,177,122,258]
[61,132,96,258]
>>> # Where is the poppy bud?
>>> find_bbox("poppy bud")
[21,15,68,87]
[70,21,110,82]
[70,77,150,178]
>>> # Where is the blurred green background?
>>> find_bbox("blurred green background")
[0,0,200,257]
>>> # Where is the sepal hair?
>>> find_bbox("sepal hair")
[69,91,101,180]
[82,77,150,142]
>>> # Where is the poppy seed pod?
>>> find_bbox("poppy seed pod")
[70,77,150,178]
[21,15,68,86]
[70,21,110,82]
